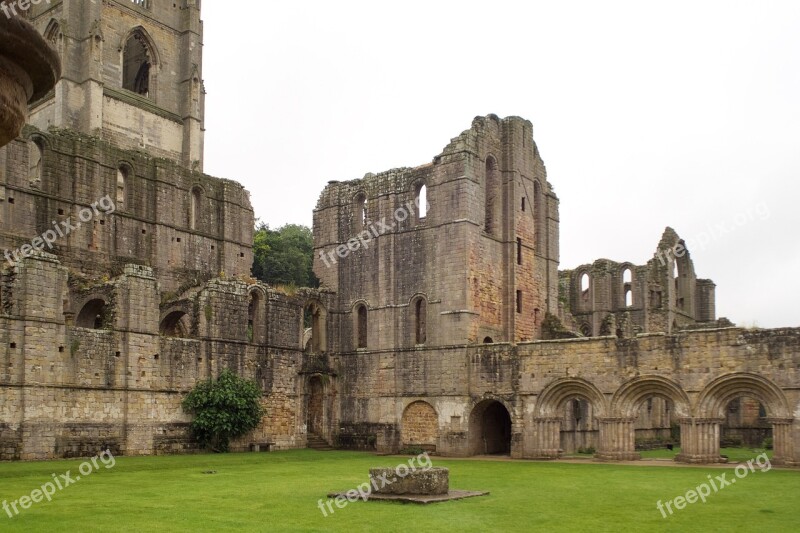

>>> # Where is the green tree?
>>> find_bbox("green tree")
[252,223,319,287]
[182,370,264,452]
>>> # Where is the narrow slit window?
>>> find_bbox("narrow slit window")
[414,298,427,345]
[356,304,368,349]
[417,184,428,220]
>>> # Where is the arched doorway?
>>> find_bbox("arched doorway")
[401,401,439,452]
[307,376,324,436]
[469,400,512,455]
[532,378,608,459]
[693,373,792,464]
[607,376,691,461]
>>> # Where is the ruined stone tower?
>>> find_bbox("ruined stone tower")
[0,1,275,460]
[314,115,560,345]
[26,0,204,169]
[3,0,252,290]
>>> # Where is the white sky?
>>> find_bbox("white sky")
[202,0,800,329]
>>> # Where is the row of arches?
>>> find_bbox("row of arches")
[533,374,790,420]
[71,286,268,341]
[579,266,636,310]
[72,296,194,338]
[395,373,795,463]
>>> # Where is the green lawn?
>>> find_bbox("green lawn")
[565,447,773,462]
[638,447,773,462]
[0,450,797,532]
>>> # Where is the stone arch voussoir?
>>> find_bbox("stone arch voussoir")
[611,375,692,418]
[535,378,608,418]
[696,372,791,419]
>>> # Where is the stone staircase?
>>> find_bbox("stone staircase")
[307,433,334,451]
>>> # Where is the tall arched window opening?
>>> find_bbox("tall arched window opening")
[354,192,367,231]
[122,30,152,96]
[416,183,428,221]
[116,165,129,207]
[355,304,368,349]
[484,156,501,236]
[29,139,43,186]
[413,297,427,345]
[533,180,544,255]
[190,186,203,230]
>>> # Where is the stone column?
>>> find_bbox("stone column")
[595,417,640,461]
[768,418,794,466]
[675,418,725,464]
[530,417,561,459]
[511,426,524,459]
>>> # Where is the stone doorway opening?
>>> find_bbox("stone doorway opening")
[307,376,324,435]
[469,400,512,455]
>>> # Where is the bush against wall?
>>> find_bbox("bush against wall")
[182,370,264,452]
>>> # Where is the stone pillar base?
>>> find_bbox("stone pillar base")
[527,449,562,460]
[595,417,637,461]
[594,451,641,461]
[531,418,562,459]
[674,453,727,464]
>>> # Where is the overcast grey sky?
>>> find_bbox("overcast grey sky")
[201,0,799,329]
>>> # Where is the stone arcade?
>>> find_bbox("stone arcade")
[1,1,798,465]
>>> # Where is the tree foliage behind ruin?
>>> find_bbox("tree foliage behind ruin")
[252,223,319,288]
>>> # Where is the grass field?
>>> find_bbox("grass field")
[0,449,797,532]
[564,447,774,462]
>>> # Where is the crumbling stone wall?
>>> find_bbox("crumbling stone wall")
[0,252,315,459]
[314,115,560,348]
[3,0,797,467]
[562,227,720,337]
[328,327,800,464]
[316,116,799,466]
[0,129,253,295]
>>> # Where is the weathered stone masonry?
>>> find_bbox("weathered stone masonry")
[0,1,317,459]
[1,2,797,465]
[313,115,800,465]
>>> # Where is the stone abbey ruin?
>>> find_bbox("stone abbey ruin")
[1,1,798,465]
